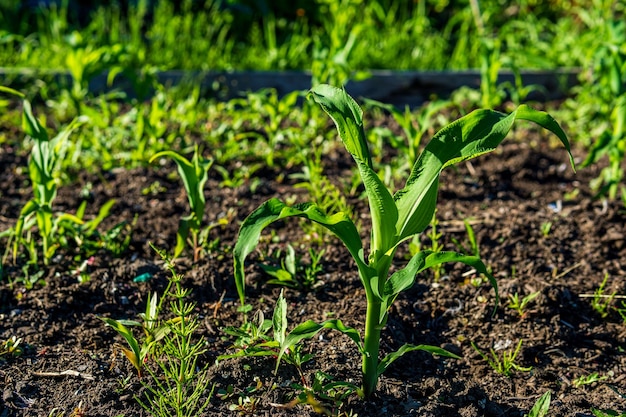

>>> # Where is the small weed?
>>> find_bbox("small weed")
[472,339,532,377]
[135,245,214,417]
[0,335,23,359]
[450,219,480,258]
[277,371,361,416]
[507,291,540,319]
[573,372,609,387]
[592,409,626,417]
[219,291,315,383]
[591,273,617,318]
[218,379,264,414]
[260,244,326,291]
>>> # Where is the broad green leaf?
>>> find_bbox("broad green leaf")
[377,343,460,377]
[22,99,48,142]
[233,198,373,305]
[395,105,575,241]
[514,105,575,170]
[276,319,363,372]
[308,84,371,165]
[309,84,398,261]
[381,251,499,321]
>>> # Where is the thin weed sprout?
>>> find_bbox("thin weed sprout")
[573,372,610,387]
[100,244,213,417]
[136,246,214,417]
[471,339,532,377]
[234,85,574,397]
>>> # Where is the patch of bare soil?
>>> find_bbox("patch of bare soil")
[1,138,625,417]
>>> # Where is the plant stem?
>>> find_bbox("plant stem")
[362,297,383,398]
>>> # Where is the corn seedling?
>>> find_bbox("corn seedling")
[0,86,87,265]
[150,145,213,261]
[471,339,532,377]
[507,291,541,319]
[525,391,551,417]
[234,85,574,397]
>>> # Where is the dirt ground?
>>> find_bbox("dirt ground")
[1,132,625,416]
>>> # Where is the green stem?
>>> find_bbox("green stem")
[362,297,382,398]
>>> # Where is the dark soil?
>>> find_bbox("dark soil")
[1,136,626,417]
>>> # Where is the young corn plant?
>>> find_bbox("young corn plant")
[150,145,213,261]
[0,86,86,266]
[234,85,574,398]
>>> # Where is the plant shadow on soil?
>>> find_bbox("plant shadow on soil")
[1,137,626,416]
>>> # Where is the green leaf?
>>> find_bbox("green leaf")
[22,99,48,142]
[394,105,575,241]
[309,84,398,262]
[382,251,499,321]
[150,146,212,223]
[233,198,373,305]
[527,391,551,417]
[377,344,460,377]
[308,84,371,165]
[273,290,288,346]
[276,319,363,372]
[99,317,142,373]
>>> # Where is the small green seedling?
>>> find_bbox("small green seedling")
[450,219,480,257]
[234,85,574,397]
[99,291,175,376]
[471,339,532,377]
[0,336,23,359]
[540,221,553,237]
[574,372,609,387]
[592,409,626,417]
[219,291,316,384]
[507,291,540,318]
[150,145,213,261]
[525,391,551,417]
[260,244,325,290]
[592,273,617,318]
